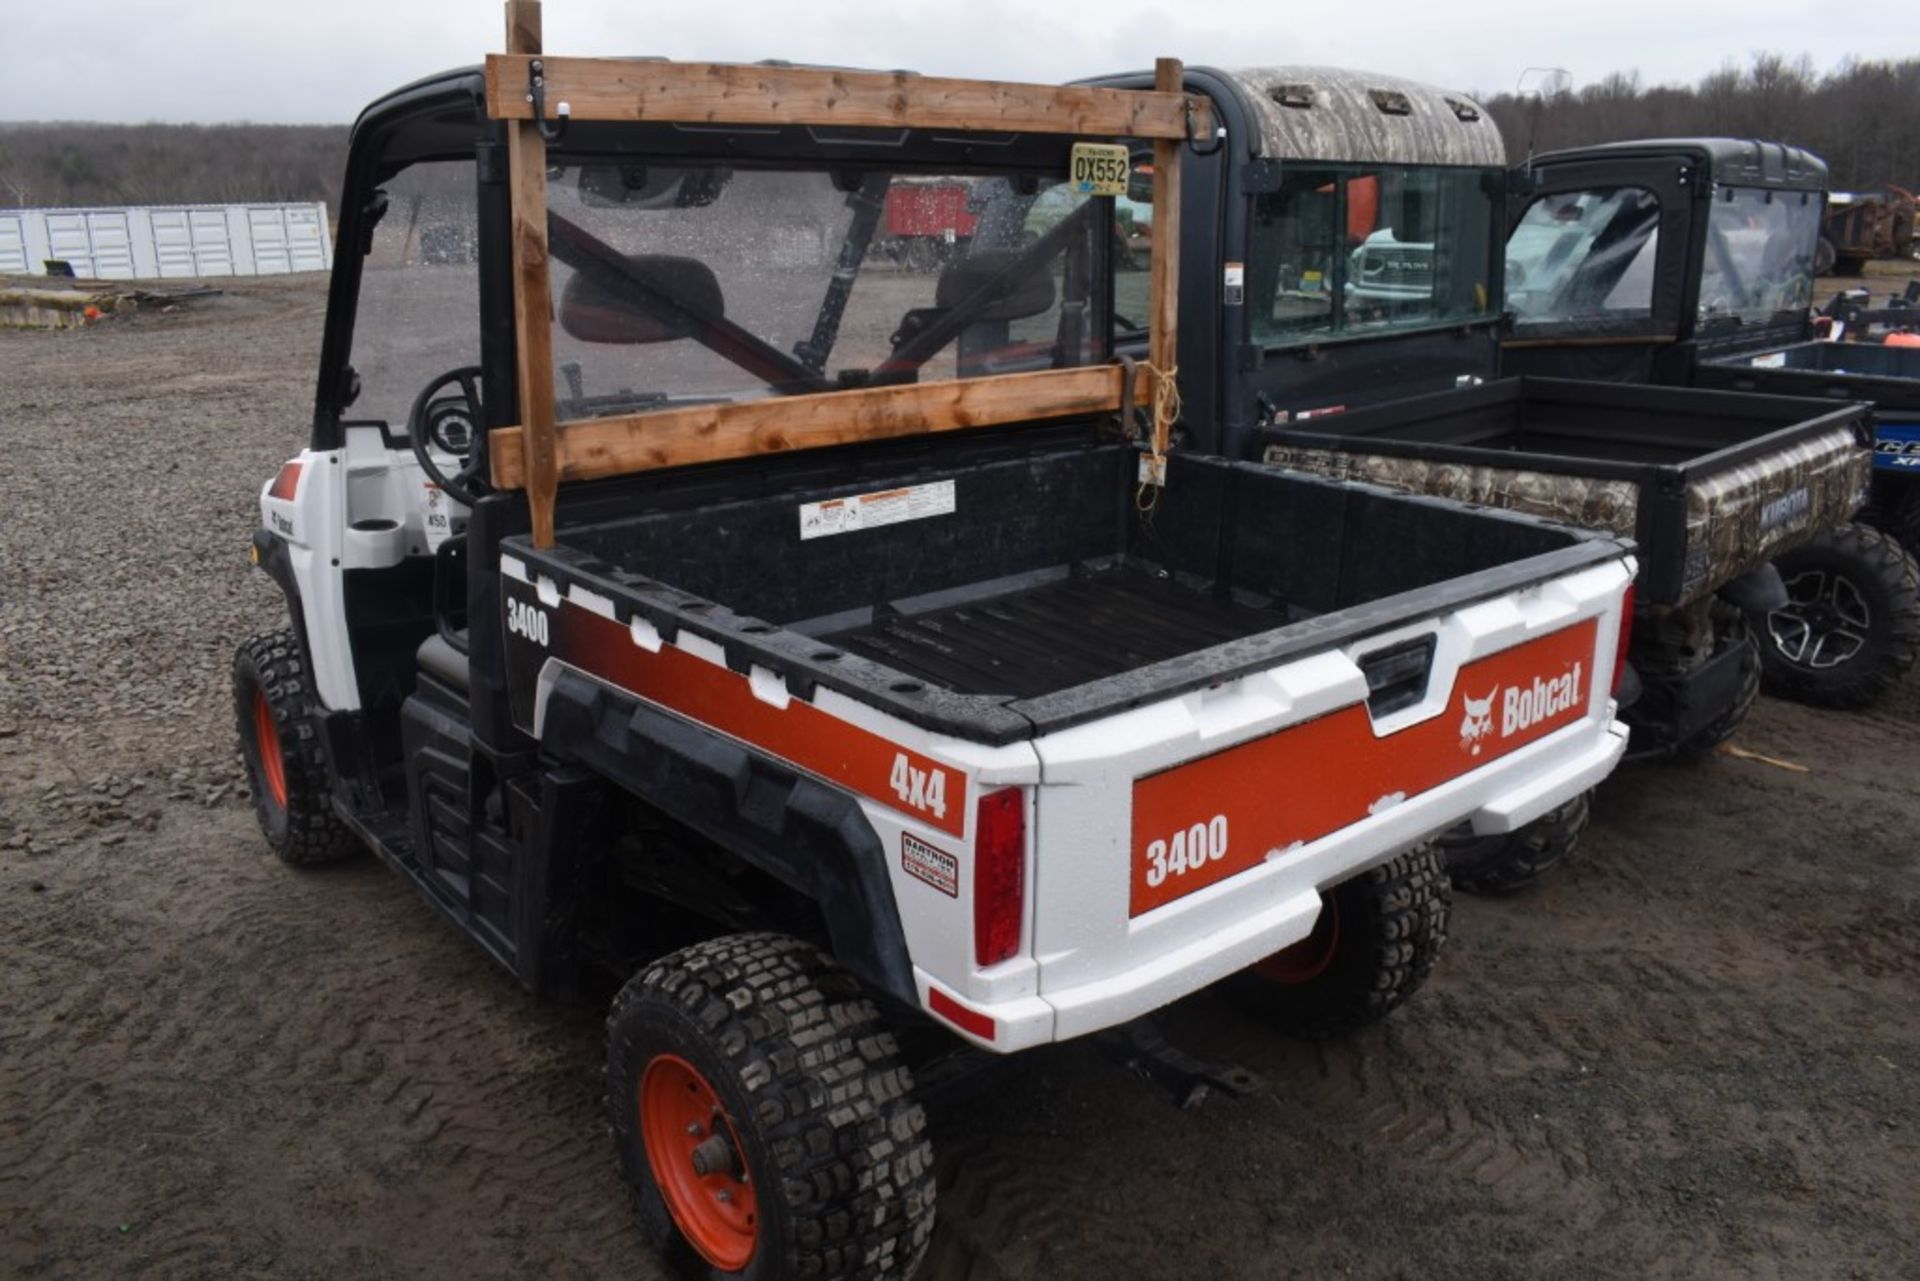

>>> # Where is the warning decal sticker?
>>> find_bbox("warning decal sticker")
[902,832,960,898]
[799,480,956,541]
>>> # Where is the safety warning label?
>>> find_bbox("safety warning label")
[798,479,957,541]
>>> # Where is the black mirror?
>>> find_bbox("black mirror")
[558,254,726,344]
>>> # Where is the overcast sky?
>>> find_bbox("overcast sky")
[1,0,1909,124]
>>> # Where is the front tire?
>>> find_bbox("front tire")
[607,934,935,1281]
[1755,523,1920,709]
[1225,844,1449,1038]
[1440,791,1590,895]
[232,629,355,866]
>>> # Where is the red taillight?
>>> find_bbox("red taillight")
[1611,583,1636,696]
[973,788,1026,967]
[268,461,303,502]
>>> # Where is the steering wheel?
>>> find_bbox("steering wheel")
[408,365,486,507]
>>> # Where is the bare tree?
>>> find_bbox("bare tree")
[0,122,349,211]
[1482,53,1920,191]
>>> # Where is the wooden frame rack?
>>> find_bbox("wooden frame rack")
[488,0,1203,546]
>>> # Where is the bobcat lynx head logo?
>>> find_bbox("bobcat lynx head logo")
[1458,687,1498,755]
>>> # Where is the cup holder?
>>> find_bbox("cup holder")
[345,516,407,563]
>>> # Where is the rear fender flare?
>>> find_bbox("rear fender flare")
[538,666,917,1005]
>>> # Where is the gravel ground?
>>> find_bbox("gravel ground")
[2,275,1918,1280]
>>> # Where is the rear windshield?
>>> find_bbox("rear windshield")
[1244,164,1501,347]
[543,163,1104,422]
[1506,186,1661,327]
[1698,185,1820,326]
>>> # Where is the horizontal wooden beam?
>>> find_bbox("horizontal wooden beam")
[484,55,1214,140]
[490,365,1147,488]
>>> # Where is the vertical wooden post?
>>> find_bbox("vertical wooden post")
[504,0,559,547]
[1146,56,1184,458]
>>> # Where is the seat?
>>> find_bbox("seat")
[416,630,470,693]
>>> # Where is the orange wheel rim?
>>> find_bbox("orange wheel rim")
[1254,895,1340,985]
[639,1054,758,1271]
[252,689,289,811]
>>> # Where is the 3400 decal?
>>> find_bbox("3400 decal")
[506,598,550,646]
[1143,814,1230,888]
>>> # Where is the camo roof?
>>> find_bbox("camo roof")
[1217,66,1506,168]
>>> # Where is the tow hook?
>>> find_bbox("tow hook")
[1095,1017,1263,1110]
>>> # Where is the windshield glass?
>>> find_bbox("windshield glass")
[545,163,1102,420]
[347,159,480,429]
[1506,186,1661,327]
[1245,164,1500,346]
[1698,185,1819,325]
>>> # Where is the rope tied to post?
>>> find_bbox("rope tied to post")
[1133,359,1180,515]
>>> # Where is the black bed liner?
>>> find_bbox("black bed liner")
[505,436,1627,744]
[1698,338,1920,413]
[819,558,1291,699]
[1253,376,1872,604]
[1260,377,1866,477]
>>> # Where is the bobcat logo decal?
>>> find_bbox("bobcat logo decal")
[1458,687,1497,755]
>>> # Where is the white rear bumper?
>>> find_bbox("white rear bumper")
[917,713,1627,1053]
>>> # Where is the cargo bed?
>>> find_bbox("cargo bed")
[497,438,1626,744]
[1697,339,1920,477]
[1257,376,1873,605]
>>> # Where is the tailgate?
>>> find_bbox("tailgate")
[1125,615,1597,916]
[1014,555,1634,1043]
[1675,418,1869,600]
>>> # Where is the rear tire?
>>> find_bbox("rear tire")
[1440,791,1590,895]
[1860,484,1920,561]
[1754,523,1920,709]
[233,629,355,866]
[1225,844,1449,1038]
[1814,235,1837,276]
[606,933,935,1281]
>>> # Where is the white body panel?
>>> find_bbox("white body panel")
[259,429,462,711]
[0,203,332,279]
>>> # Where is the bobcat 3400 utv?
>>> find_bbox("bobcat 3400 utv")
[233,10,1634,1277]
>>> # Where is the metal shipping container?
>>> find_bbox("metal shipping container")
[0,202,332,279]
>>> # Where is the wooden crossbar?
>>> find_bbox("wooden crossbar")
[483,54,1213,140]
[489,365,1150,488]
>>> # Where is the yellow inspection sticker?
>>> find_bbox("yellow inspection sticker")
[1069,142,1130,196]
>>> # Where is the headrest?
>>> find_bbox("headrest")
[934,250,1057,323]
[558,255,725,344]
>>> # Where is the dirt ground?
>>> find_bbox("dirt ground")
[2,273,1918,1281]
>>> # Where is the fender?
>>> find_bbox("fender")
[252,527,314,672]
[1716,562,1789,613]
[538,665,917,1005]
